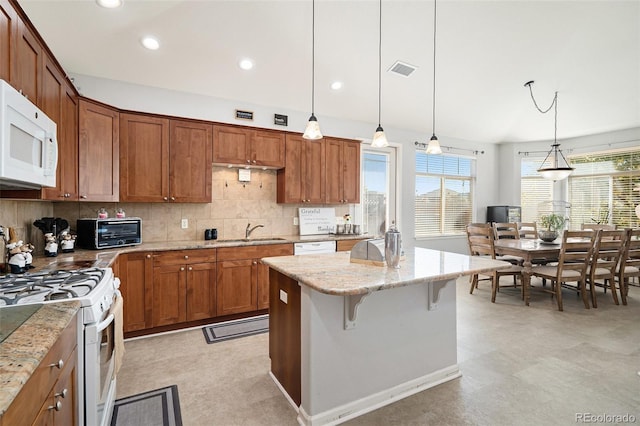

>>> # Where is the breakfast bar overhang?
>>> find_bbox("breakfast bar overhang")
[262,248,509,426]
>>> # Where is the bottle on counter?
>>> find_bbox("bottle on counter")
[384,223,402,269]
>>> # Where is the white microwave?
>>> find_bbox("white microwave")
[0,79,58,189]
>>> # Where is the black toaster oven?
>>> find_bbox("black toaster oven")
[76,218,142,249]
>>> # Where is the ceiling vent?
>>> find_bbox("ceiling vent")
[388,61,417,77]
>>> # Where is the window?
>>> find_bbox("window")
[520,157,554,222]
[415,153,474,237]
[359,147,397,237]
[568,149,640,229]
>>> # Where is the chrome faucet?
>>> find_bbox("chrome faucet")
[246,223,264,239]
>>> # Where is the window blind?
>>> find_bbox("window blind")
[415,153,474,237]
[520,157,554,222]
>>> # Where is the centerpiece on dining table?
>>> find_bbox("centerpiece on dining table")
[538,213,566,242]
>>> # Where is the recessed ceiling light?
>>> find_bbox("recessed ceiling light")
[141,36,160,50]
[96,0,123,8]
[239,59,254,70]
[331,81,343,90]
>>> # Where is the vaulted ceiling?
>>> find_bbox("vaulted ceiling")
[20,0,640,143]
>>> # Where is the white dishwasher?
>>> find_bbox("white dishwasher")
[294,240,337,255]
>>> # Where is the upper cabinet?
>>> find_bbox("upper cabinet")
[325,137,360,204]
[213,124,285,169]
[277,134,325,204]
[78,98,119,201]
[0,0,17,83]
[120,113,212,203]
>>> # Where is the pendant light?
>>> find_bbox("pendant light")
[524,80,574,180]
[303,0,323,140]
[425,0,442,155]
[371,0,388,148]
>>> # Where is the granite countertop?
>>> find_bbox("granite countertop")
[21,234,370,273]
[0,301,81,416]
[262,247,511,296]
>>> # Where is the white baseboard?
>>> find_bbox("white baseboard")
[297,365,461,426]
[269,371,300,413]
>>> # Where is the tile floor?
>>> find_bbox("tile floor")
[116,278,640,425]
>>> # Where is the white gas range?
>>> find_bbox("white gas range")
[0,267,121,426]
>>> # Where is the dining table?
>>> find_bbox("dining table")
[494,238,561,305]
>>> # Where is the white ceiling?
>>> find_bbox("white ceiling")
[19,0,640,144]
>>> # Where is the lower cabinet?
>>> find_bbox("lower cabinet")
[152,250,217,327]
[118,252,154,333]
[217,244,294,315]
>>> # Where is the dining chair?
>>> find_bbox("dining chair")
[530,230,596,311]
[581,223,617,231]
[466,223,523,302]
[586,229,627,308]
[518,222,538,239]
[616,228,640,305]
[492,222,524,265]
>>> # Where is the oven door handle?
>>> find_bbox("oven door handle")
[96,313,115,333]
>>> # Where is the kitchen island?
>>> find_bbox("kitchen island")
[262,247,509,426]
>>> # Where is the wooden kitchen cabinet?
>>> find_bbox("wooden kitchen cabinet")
[152,249,217,327]
[118,252,154,333]
[216,243,293,315]
[0,0,17,84]
[213,124,285,169]
[41,54,79,201]
[3,312,78,426]
[78,98,119,201]
[277,133,325,204]
[325,137,361,204]
[120,113,212,203]
[13,14,41,103]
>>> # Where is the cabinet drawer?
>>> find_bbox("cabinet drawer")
[336,239,366,252]
[153,249,216,266]
[3,313,78,425]
[217,243,293,261]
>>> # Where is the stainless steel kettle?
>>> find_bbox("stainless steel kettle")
[384,224,402,268]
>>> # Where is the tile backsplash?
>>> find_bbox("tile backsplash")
[1,167,350,251]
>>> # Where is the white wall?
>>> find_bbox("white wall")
[71,74,501,254]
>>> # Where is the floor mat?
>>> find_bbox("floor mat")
[110,385,182,426]
[202,315,268,344]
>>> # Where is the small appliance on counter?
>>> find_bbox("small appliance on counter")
[350,239,385,266]
[76,217,142,249]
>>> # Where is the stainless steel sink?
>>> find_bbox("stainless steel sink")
[217,237,286,243]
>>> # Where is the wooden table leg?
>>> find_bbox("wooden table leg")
[523,258,532,306]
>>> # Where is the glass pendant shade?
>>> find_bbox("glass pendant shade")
[537,142,574,180]
[426,135,442,154]
[372,125,388,148]
[303,114,323,140]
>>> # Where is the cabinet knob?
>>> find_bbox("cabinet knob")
[163,197,168,201]
[49,359,64,369]
[80,195,87,199]
[48,401,62,412]
[55,388,68,399]
[180,267,185,271]
[146,254,151,259]
[184,255,189,259]
[170,197,175,201]
[188,266,193,271]
[246,159,251,164]
[252,160,256,164]
[252,261,257,265]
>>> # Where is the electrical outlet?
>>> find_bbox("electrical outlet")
[293,217,299,226]
[181,219,188,229]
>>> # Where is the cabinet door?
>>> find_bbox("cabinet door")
[39,54,63,199]
[52,347,78,426]
[304,137,325,203]
[119,252,153,333]
[120,113,169,202]
[216,259,257,316]
[277,134,303,203]
[186,262,216,321]
[213,125,251,166]
[342,140,361,204]
[251,129,285,168]
[169,120,212,202]
[0,0,17,86]
[58,85,79,200]
[14,17,41,103]
[324,138,344,203]
[78,99,119,201]
[152,264,187,327]
[257,259,270,310]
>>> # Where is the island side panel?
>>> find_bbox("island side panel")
[300,279,458,419]
[269,268,301,405]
